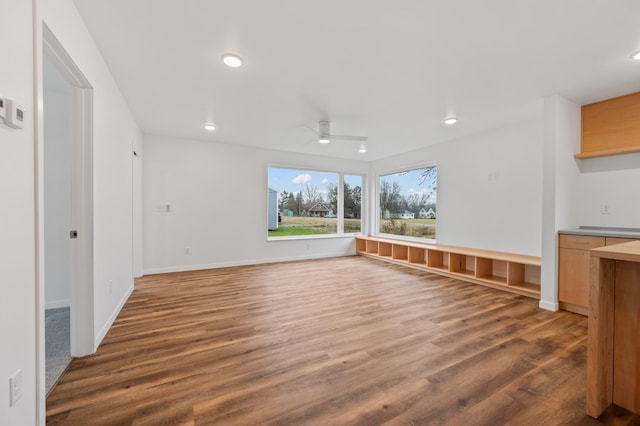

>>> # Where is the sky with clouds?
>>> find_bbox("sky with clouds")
[268,168,362,197]
[268,167,434,203]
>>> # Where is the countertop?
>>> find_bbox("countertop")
[590,240,640,262]
[558,226,640,239]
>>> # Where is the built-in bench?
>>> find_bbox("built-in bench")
[355,236,541,299]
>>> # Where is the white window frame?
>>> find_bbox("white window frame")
[267,165,365,241]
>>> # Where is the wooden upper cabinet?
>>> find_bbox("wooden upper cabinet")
[576,91,640,159]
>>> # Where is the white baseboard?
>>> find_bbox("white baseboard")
[143,252,356,276]
[94,284,134,350]
[45,299,70,310]
[538,300,559,312]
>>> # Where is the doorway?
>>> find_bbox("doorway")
[40,25,94,395]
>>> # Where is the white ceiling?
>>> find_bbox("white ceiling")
[72,0,640,161]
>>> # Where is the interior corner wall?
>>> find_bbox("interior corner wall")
[133,138,143,278]
[39,0,143,348]
[539,95,580,311]
[0,1,36,424]
[540,93,640,311]
[142,135,369,274]
[553,95,640,230]
[370,117,544,257]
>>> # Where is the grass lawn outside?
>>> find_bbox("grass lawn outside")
[268,216,362,237]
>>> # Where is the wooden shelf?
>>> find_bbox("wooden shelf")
[355,236,541,299]
[574,146,640,159]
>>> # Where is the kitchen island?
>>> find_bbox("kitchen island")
[587,240,640,418]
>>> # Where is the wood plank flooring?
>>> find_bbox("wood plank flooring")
[46,256,640,425]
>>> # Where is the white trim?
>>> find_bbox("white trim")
[538,300,559,312]
[36,23,96,423]
[95,284,134,349]
[34,5,46,424]
[376,232,436,245]
[42,24,95,358]
[143,252,357,276]
[268,233,361,242]
[45,299,71,310]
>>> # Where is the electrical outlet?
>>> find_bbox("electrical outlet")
[10,369,22,407]
[601,204,611,215]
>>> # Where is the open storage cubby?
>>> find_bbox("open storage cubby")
[476,258,508,285]
[392,244,409,261]
[427,249,448,271]
[355,236,541,299]
[379,241,393,257]
[408,247,426,265]
[449,253,475,277]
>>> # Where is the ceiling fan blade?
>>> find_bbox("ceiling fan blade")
[330,134,368,142]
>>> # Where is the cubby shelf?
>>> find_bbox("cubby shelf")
[355,236,541,299]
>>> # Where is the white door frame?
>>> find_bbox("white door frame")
[36,22,94,418]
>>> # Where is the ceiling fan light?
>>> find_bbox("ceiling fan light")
[221,53,243,67]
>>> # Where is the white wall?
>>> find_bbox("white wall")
[43,63,73,310]
[0,1,36,424]
[39,0,143,348]
[370,118,544,257]
[572,153,640,226]
[143,135,369,274]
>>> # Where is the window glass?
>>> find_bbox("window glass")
[378,165,437,240]
[268,168,338,237]
[343,175,362,233]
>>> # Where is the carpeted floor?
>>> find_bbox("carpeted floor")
[45,307,72,395]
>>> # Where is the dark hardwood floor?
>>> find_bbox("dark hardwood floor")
[46,256,640,425]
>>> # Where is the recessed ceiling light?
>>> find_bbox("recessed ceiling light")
[444,117,458,125]
[203,124,216,131]
[221,53,243,68]
[631,51,640,61]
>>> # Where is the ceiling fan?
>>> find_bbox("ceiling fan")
[316,121,368,152]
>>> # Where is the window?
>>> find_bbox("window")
[378,165,437,240]
[267,167,362,237]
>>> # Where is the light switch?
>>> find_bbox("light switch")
[10,369,22,407]
[0,95,6,121]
